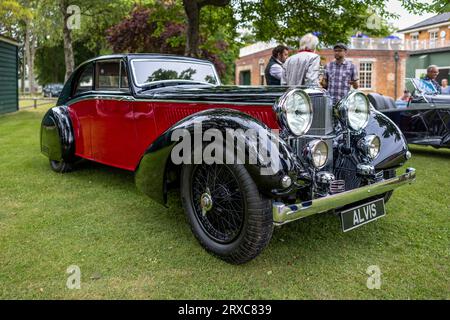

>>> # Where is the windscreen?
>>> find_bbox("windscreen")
[131,59,219,86]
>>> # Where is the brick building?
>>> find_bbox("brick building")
[401,12,450,48]
[398,12,450,82]
[235,40,408,99]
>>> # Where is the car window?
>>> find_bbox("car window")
[131,59,219,86]
[95,60,129,92]
[74,64,93,96]
[96,61,119,90]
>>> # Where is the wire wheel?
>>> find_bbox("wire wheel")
[190,163,245,244]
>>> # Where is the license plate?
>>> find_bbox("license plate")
[340,198,385,232]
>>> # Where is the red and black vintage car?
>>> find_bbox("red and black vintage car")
[41,54,416,264]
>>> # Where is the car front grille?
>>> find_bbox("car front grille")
[306,94,333,136]
[334,155,363,191]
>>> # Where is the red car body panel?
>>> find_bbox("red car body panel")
[68,99,279,171]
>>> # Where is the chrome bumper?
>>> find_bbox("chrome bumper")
[273,167,416,225]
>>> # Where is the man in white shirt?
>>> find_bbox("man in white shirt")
[281,33,320,86]
[264,45,289,85]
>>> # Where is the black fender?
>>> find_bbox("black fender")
[365,109,409,169]
[135,108,303,206]
[40,106,76,162]
[441,132,450,147]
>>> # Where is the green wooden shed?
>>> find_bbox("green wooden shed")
[0,35,19,115]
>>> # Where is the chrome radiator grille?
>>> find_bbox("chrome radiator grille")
[306,94,333,136]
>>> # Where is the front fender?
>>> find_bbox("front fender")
[135,108,301,206]
[365,109,409,169]
[40,106,76,162]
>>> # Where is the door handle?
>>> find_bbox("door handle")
[119,96,134,102]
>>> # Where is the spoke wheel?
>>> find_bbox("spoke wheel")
[191,164,245,244]
[181,163,273,264]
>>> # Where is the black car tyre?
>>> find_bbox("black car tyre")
[383,191,393,203]
[181,163,273,264]
[49,159,74,173]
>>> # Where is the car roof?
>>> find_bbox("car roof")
[81,53,212,65]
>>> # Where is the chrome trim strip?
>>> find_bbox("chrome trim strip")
[65,94,274,107]
[273,167,416,225]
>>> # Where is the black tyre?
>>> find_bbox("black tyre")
[383,191,393,204]
[181,163,273,264]
[49,159,73,173]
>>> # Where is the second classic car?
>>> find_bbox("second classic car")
[41,54,416,264]
[369,78,450,148]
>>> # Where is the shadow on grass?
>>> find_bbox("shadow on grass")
[71,159,135,186]
[409,145,450,160]
[59,158,392,267]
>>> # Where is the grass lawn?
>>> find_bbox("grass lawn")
[0,106,449,299]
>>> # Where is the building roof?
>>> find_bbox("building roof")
[239,41,279,58]
[0,35,20,46]
[398,12,450,33]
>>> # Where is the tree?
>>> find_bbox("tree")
[59,0,75,81]
[235,0,436,47]
[106,3,239,82]
[182,0,230,57]
[39,0,131,81]
[106,4,186,54]
[0,1,35,93]
[0,0,32,35]
[35,37,98,85]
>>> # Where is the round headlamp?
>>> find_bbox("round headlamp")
[274,89,313,136]
[358,135,381,159]
[338,91,370,131]
[305,140,329,169]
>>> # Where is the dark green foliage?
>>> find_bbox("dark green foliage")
[106,3,239,84]
[35,38,99,86]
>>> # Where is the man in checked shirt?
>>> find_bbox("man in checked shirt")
[322,43,359,105]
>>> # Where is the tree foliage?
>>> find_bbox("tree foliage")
[182,0,230,57]
[106,3,239,83]
[0,0,442,87]
[35,37,99,85]
[235,0,436,47]
[106,4,186,55]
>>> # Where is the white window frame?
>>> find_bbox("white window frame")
[359,61,374,90]
[430,31,439,41]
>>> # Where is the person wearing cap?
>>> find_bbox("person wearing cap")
[281,33,320,86]
[322,43,359,105]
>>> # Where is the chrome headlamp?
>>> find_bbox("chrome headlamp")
[304,140,329,169]
[337,91,370,131]
[358,134,381,159]
[274,89,313,136]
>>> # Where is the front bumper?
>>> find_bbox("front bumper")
[273,167,416,225]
